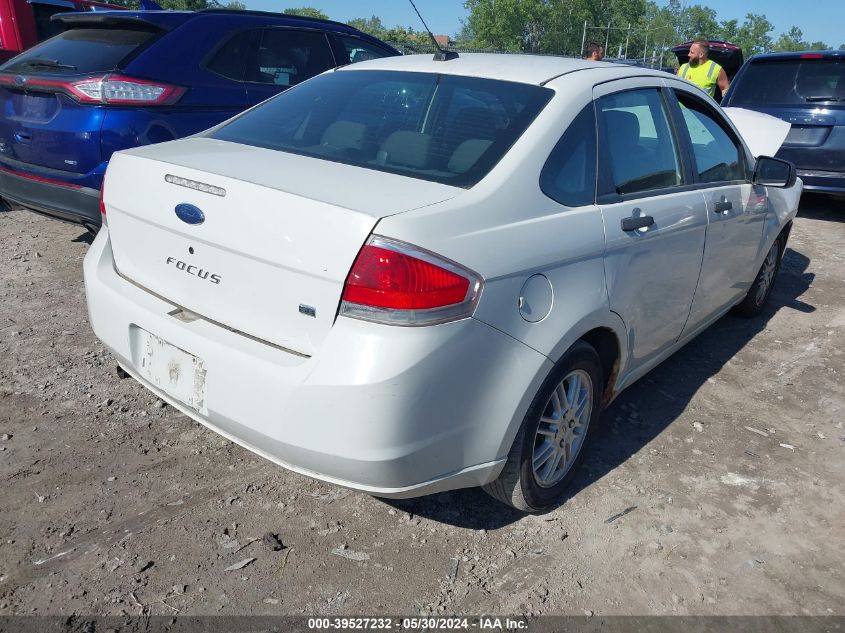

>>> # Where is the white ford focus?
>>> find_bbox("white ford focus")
[84,53,801,512]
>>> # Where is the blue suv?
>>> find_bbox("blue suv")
[723,50,845,196]
[0,9,398,231]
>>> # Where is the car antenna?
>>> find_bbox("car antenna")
[407,0,458,61]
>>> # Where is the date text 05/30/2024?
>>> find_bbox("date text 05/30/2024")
[307,617,529,630]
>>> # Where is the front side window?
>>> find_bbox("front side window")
[246,29,335,86]
[597,89,683,196]
[540,104,597,207]
[675,92,745,183]
[210,70,553,187]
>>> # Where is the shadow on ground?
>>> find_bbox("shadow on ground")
[384,235,818,530]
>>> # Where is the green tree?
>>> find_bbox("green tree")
[773,26,808,52]
[282,6,329,20]
[347,16,386,38]
[678,4,719,40]
[463,0,549,53]
[735,13,774,56]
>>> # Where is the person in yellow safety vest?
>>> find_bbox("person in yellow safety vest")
[677,41,730,99]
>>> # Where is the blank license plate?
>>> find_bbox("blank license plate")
[135,329,207,413]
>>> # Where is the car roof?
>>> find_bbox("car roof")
[338,53,667,86]
[54,8,385,38]
[748,50,845,62]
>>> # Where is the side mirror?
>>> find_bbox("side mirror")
[753,155,796,188]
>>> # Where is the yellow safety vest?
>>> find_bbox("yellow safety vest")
[678,60,722,97]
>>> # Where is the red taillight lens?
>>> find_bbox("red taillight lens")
[70,75,186,105]
[0,73,185,106]
[340,236,482,325]
[344,244,469,309]
[99,182,106,217]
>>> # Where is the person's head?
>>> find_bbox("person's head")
[689,40,709,64]
[585,42,605,61]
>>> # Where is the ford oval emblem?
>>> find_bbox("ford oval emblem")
[175,203,205,225]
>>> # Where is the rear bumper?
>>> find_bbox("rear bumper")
[0,165,101,226]
[83,228,551,498]
[795,170,845,194]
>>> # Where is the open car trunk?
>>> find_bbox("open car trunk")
[672,40,744,79]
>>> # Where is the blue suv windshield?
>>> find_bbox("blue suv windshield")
[210,69,553,188]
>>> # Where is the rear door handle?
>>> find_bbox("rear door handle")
[621,215,654,231]
[14,132,31,144]
[713,199,733,213]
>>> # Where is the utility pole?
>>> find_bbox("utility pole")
[580,20,586,57]
[643,28,649,63]
[605,20,611,56]
[624,23,631,59]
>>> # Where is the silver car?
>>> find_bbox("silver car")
[84,54,801,512]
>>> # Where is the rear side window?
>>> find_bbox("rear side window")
[540,105,597,207]
[2,28,157,74]
[730,59,845,106]
[246,29,335,86]
[597,89,683,196]
[210,70,552,188]
[205,29,261,82]
[337,35,393,64]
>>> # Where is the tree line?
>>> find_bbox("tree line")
[288,2,843,63]
[105,2,843,61]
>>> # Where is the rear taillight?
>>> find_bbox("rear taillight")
[0,73,185,106]
[71,75,185,105]
[340,236,482,326]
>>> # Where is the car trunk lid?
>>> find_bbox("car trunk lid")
[103,137,461,356]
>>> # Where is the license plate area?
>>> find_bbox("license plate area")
[130,326,207,413]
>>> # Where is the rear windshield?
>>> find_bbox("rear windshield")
[1,28,157,74]
[210,70,553,188]
[730,59,845,106]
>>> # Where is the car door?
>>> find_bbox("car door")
[594,80,708,372]
[245,27,337,105]
[668,84,767,333]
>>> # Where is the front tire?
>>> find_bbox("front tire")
[732,234,785,318]
[483,341,602,513]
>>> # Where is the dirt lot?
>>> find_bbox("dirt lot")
[1,196,843,618]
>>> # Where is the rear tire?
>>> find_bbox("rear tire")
[483,341,602,513]
[732,234,785,318]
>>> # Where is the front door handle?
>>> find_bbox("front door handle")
[621,214,655,231]
[713,198,733,213]
[14,132,31,144]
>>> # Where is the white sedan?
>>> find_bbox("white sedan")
[84,53,801,512]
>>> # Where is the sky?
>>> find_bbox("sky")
[257,1,845,49]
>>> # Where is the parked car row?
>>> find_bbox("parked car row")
[0,9,398,231]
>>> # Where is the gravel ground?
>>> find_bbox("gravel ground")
[0,196,843,617]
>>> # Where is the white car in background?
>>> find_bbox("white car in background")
[84,53,801,512]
